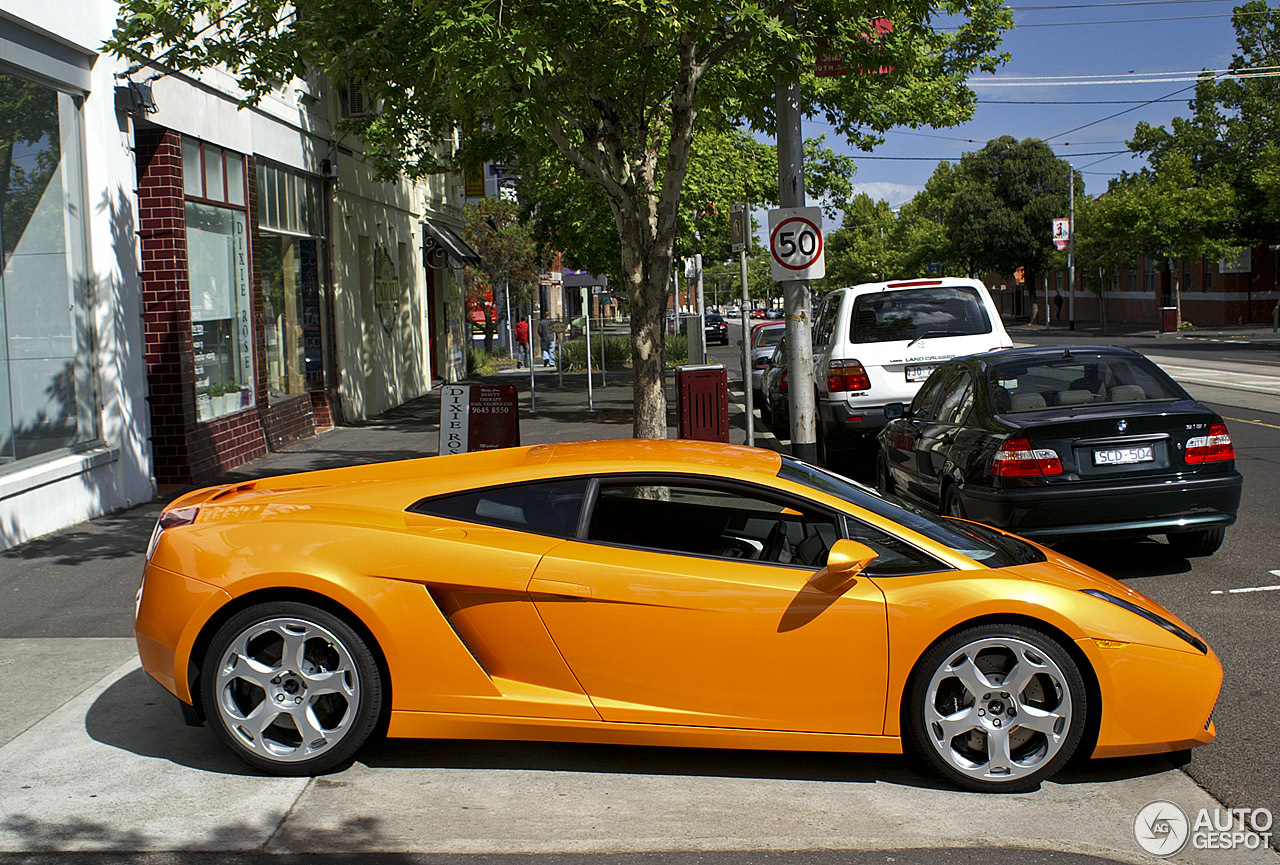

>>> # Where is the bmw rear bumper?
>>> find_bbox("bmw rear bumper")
[960,471,1243,540]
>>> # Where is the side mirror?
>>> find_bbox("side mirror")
[883,402,907,421]
[808,539,879,594]
[736,339,744,347]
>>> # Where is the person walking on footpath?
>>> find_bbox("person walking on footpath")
[537,313,556,366]
[514,318,530,368]
[1053,291,1064,324]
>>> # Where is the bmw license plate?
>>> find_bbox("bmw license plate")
[905,365,937,383]
[1093,445,1154,466]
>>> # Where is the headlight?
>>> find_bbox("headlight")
[1081,589,1207,654]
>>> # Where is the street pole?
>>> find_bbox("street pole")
[504,279,513,352]
[583,288,594,411]
[775,10,818,463]
[732,202,754,447]
[1068,165,1076,331]
[696,253,706,364]
[527,309,536,414]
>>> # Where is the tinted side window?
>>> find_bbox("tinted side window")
[411,478,590,537]
[936,369,975,425]
[813,296,838,348]
[911,368,953,422]
[843,517,951,576]
[588,481,838,568]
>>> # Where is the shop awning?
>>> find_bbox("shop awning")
[422,221,481,266]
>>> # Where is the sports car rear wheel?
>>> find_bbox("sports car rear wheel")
[202,602,383,776]
[908,624,1087,793]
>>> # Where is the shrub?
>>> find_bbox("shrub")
[1177,319,1197,332]
[466,346,500,376]
[556,335,632,371]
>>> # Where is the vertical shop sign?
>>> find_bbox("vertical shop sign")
[439,385,470,454]
[234,214,253,400]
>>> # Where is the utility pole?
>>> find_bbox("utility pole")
[775,7,818,463]
[1068,164,1076,331]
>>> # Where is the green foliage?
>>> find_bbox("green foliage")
[664,335,689,368]
[1177,319,1198,332]
[815,193,896,290]
[465,346,500,377]
[556,335,632,372]
[461,196,540,353]
[107,0,1013,437]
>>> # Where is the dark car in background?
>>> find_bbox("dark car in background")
[678,312,729,345]
[743,321,785,400]
[760,334,790,438]
[875,346,1242,556]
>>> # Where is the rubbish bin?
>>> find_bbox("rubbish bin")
[1160,307,1178,333]
[676,364,729,443]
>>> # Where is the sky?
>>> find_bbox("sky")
[813,0,1255,216]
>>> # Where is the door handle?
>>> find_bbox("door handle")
[529,578,594,598]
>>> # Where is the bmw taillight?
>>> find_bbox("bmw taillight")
[991,438,1063,478]
[145,505,200,561]
[828,359,870,392]
[1185,422,1234,463]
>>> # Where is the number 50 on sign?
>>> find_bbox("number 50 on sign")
[768,206,825,281]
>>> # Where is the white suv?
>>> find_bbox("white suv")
[812,278,1012,458]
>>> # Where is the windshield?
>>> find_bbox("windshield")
[851,286,992,344]
[778,458,1044,568]
[989,351,1189,413]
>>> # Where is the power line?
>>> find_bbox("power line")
[1012,10,1279,27]
[850,150,1130,161]
[972,65,1280,81]
[977,98,1189,104]
[971,70,1280,86]
[1011,0,1235,8]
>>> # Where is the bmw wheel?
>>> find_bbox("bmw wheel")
[202,602,383,775]
[876,454,895,496]
[1166,528,1225,557]
[908,624,1087,793]
[943,486,966,519]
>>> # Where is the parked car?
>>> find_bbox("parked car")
[760,334,790,437]
[138,439,1220,791]
[876,345,1242,555]
[765,308,785,319]
[742,321,785,400]
[813,278,1013,463]
[678,312,730,345]
[749,308,767,320]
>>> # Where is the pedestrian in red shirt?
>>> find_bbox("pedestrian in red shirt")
[513,318,529,368]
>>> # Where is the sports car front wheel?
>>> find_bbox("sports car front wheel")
[202,602,383,775]
[908,624,1087,793]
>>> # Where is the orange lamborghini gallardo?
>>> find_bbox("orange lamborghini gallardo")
[136,440,1220,792]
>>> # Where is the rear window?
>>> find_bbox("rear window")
[755,327,785,347]
[850,286,992,344]
[989,352,1189,413]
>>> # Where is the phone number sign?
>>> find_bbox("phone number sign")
[768,206,825,281]
[439,384,520,454]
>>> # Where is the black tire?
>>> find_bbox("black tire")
[943,485,966,519]
[202,601,383,776]
[876,453,895,496]
[907,623,1088,793]
[1166,528,1225,557]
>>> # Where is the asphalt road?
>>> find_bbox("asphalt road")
[711,322,1280,837]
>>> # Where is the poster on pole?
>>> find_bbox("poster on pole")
[730,203,748,253]
[768,206,825,281]
[438,384,520,454]
[1052,218,1071,251]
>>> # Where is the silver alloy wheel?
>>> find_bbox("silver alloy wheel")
[922,636,1073,784]
[213,617,360,763]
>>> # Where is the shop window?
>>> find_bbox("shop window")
[186,202,254,421]
[0,69,96,463]
[256,162,326,400]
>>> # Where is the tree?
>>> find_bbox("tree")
[108,0,1011,438]
[1078,153,1237,326]
[1128,1,1280,237]
[460,197,540,355]
[816,193,896,290]
[942,137,1080,295]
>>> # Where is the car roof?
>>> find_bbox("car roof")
[978,345,1141,366]
[837,277,990,296]
[536,439,782,477]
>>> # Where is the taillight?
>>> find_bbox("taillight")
[1186,422,1234,463]
[780,371,790,392]
[828,359,870,392]
[991,438,1063,478]
[145,505,200,561]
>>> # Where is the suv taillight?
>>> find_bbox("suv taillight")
[1185,422,1234,463]
[146,505,200,561]
[991,438,1063,478]
[828,359,870,392]
[780,371,789,392]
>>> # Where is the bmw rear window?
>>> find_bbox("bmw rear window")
[851,286,992,344]
[989,352,1189,412]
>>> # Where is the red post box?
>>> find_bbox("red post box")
[1160,307,1178,333]
[676,364,730,443]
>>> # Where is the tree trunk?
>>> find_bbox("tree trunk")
[620,218,672,439]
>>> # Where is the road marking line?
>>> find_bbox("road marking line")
[1225,416,1280,430]
[1210,577,1280,595]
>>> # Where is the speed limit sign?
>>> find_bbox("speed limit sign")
[768,206,824,281]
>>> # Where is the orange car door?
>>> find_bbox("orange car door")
[529,479,889,735]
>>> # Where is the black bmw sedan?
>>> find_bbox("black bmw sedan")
[875,346,1243,556]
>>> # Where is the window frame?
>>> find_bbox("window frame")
[407,475,596,540]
